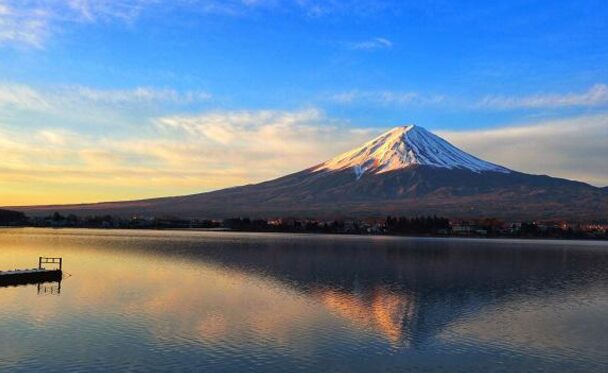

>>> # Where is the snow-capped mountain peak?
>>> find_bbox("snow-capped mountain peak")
[314,125,510,176]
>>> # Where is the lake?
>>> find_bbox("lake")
[1,228,607,372]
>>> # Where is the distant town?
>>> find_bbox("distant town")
[1,208,607,240]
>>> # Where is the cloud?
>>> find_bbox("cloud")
[293,0,394,18]
[0,1,50,47]
[0,83,51,109]
[350,37,393,51]
[0,83,211,111]
[331,84,608,111]
[0,108,376,205]
[71,86,212,105]
[0,1,394,47]
[65,0,153,23]
[437,114,608,186]
[477,84,608,109]
[177,0,394,20]
[0,0,153,47]
[154,108,374,163]
[330,90,445,106]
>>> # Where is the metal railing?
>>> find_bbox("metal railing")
[38,257,62,271]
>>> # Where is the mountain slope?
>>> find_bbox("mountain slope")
[12,125,608,221]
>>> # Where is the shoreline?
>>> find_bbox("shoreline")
[2,225,607,243]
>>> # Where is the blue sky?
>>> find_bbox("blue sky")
[1,0,607,204]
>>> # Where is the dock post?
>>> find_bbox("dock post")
[38,257,42,270]
[59,258,62,271]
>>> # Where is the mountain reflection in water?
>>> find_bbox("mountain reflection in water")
[165,234,608,347]
[0,229,607,372]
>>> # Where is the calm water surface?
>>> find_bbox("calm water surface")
[1,228,607,372]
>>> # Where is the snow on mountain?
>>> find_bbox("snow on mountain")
[314,125,510,177]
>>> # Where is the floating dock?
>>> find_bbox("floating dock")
[0,257,63,287]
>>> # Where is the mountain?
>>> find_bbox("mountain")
[314,125,510,175]
[12,125,608,221]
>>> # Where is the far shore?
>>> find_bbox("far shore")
[2,225,607,243]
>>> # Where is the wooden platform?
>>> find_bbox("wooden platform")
[0,269,62,286]
[0,257,63,287]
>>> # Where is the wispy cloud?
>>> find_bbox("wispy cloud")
[0,0,153,48]
[0,108,375,204]
[0,0,50,47]
[0,1,392,47]
[71,86,212,105]
[65,0,153,23]
[330,90,444,106]
[330,84,608,111]
[0,83,52,109]
[180,0,394,18]
[293,0,394,18]
[438,114,608,186]
[0,83,211,111]
[350,37,393,51]
[155,108,373,161]
[477,84,608,109]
